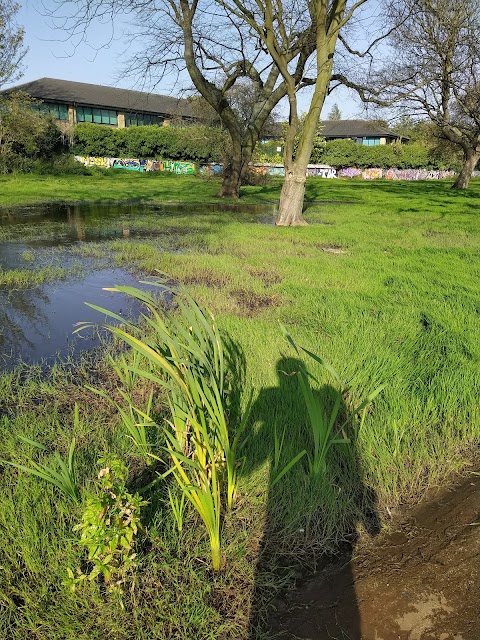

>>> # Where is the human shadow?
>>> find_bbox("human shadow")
[245,357,380,639]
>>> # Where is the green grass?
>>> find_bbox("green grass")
[0,265,73,287]
[0,175,479,638]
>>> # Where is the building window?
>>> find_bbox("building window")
[125,112,163,127]
[76,106,117,125]
[34,102,69,120]
[362,137,381,146]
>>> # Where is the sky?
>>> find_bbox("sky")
[11,0,363,120]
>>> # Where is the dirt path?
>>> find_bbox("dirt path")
[272,469,480,639]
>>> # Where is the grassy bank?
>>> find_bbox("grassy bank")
[0,176,479,638]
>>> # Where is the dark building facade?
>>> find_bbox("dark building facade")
[321,120,403,145]
[1,77,196,128]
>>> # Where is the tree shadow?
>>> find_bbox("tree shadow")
[245,357,381,639]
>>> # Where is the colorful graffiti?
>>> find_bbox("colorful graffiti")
[339,167,362,178]
[75,156,197,174]
[384,168,456,180]
[158,160,196,174]
[112,159,145,171]
[75,156,113,168]
[362,168,384,180]
[306,165,337,178]
[74,157,457,181]
[199,163,223,176]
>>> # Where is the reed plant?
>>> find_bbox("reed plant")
[281,326,385,479]
[75,279,247,570]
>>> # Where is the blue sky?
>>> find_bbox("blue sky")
[12,0,362,120]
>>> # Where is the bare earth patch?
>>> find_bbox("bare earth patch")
[315,243,349,254]
[230,289,281,315]
[248,268,283,286]
[271,468,480,639]
[182,269,231,288]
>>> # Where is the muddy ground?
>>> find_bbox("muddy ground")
[271,467,480,639]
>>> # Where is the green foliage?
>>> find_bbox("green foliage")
[73,123,228,162]
[67,458,148,594]
[0,405,80,503]
[76,279,249,571]
[0,92,64,173]
[0,0,25,87]
[310,138,460,169]
[281,327,385,478]
[254,140,283,164]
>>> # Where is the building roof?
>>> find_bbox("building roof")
[321,119,401,139]
[1,77,195,118]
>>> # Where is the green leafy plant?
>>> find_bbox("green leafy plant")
[75,279,249,571]
[1,404,81,503]
[281,326,385,478]
[88,384,155,464]
[67,458,148,594]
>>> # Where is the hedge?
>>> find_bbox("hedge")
[73,123,228,163]
[310,139,461,171]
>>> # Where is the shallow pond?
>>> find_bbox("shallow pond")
[0,202,275,369]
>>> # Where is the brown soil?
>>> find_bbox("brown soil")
[182,269,231,288]
[315,243,348,254]
[271,469,480,640]
[248,268,283,287]
[230,289,281,315]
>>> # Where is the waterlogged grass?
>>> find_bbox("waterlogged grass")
[0,177,480,638]
[0,265,72,287]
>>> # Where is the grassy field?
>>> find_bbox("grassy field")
[0,174,479,639]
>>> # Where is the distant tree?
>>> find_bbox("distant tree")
[356,0,480,189]
[0,0,26,88]
[328,103,342,120]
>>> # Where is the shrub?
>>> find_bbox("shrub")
[310,138,460,170]
[73,123,228,162]
[0,92,66,173]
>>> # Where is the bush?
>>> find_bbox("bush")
[0,92,67,174]
[310,138,459,170]
[73,123,228,162]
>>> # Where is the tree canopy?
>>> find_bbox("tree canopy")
[0,0,25,88]
[358,0,480,188]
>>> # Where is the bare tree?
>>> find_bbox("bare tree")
[354,0,480,189]
[50,0,320,198]
[225,0,370,225]
[0,0,26,88]
[50,0,375,217]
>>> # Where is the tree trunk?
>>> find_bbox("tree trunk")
[217,138,255,198]
[275,167,308,226]
[452,149,479,189]
[218,157,243,198]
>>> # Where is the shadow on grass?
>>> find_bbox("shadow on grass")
[244,357,380,639]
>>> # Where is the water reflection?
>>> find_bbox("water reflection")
[0,201,277,369]
[0,268,156,370]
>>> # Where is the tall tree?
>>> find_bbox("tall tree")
[54,0,318,198]
[328,103,342,120]
[52,0,372,215]
[225,0,370,225]
[0,0,25,88]
[357,0,480,189]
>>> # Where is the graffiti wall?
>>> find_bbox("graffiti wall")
[384,168,456,180]
[362,168,384,180]
[74,157,456,180]
[339,167,362,178]
[306,165,337,178]
[199,163,223,176]
[339,167,457,180]
[75,156,197,174]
